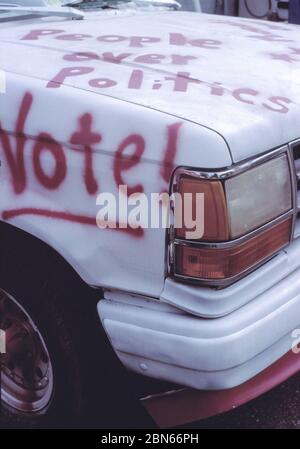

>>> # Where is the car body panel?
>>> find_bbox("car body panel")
[1,11,300,162]
[0,71,230,296]
[1,9,300,404]
[1,11,300,295]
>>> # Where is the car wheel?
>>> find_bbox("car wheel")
[0,288,55,427]
[0,229,155,429]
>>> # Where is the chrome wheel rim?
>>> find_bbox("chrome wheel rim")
[0,289,54,413]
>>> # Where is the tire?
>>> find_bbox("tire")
[0,226,155,429]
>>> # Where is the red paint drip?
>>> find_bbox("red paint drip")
[2,208,144,237]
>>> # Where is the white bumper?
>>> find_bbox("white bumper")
[98,239,300,390]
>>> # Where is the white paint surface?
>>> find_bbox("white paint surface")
[0,10,300,298]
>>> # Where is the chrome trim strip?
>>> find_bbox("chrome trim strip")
[287,141,298,238]
[174,211,293,250]
[286,145,297,232]
[172,145,289,185]
[290,138,300,149]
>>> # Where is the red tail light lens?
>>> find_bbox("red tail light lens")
[171,153,293,286]
[175,217,292,281]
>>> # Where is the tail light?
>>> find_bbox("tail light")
[169,149,293,286]
[175,218,291,281]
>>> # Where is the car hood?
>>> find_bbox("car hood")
[1,10,300,162]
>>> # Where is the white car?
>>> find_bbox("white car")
[1,0,300,428]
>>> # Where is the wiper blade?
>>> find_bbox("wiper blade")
[134,0,180,10]
[71,0,179,10]
[0,4,84,19]
[68,0,131,9]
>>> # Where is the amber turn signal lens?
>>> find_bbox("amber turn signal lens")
[175,218,291,280]
[175,177,229,241]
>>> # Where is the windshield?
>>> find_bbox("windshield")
[0,0,85,21]
[0,0,79,6]
[0,0,180,22]
[0,0,181,14]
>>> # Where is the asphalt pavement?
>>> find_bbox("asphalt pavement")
[185,373,300,429]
